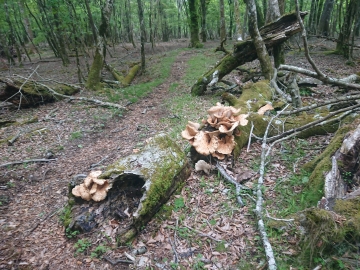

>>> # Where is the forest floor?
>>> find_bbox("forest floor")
[0,38,359,270]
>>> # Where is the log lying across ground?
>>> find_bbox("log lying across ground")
[0,76,79,107]
[191,11,308,96]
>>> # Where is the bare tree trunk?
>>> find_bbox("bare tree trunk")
[246,0,272,79]
[234,0,242,40]
[265,0,284,68]
[219,0,226,42]
[336,0,359,59]
[137,0,146,73]
[200,0,208,42]
[318,0,335,36]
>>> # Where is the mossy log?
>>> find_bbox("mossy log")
[105,62,140,87]
[66,134,190,244]
[191,11,308,96]
[0,76,79,107]
[218,80,356,159]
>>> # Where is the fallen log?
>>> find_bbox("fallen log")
[65,134,190,244]
[191,11,308,96]
[0,76,79,107]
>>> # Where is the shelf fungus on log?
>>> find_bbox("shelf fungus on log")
[182,102,248,160]
[65,134,190,244]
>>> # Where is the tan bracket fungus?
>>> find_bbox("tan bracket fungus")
[182,102,248,160]
[72,170,111,202]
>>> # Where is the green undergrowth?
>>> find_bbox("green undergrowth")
[105,50,179,103]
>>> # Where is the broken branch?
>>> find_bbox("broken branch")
[0,159,56,168]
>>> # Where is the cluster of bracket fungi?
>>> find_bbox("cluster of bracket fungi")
[72,170,111,202]
[181,102,248,160]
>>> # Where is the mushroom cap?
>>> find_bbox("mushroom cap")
[89,170,102,178]
[212,151,226,160]
[91,181,110,202]
[192,131,218,155]
[232,114,248,126]
[89,183,98,195]
[219,122,239,136]
[72,185,82,197]
[84,176,93,188]
[72,184,91,201]
[216,135,236,155]
[92,178,107,185]
[195,160,212,174]
[181,123,199,140]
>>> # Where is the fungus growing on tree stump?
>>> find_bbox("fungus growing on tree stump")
[72,170,111,202]
[181,103,248,160]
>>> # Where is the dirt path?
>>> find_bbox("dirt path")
[0,49,194,270]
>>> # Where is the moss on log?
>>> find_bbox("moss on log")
[105,62,140,87]
[0,77,79,107]
[191,11,308,96]
[66,134,190,244]
[219,80,359,160]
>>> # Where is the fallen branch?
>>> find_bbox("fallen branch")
[268,103,360,142]
[278,65,360,89]
[215,162,251,207]
[15,75,126,110]
[8,131,21,146]
[183,225,223,242]
[0,158,56,168]
[287,1,360,90]
[281,94,360,115]
[255,105,290,270]
[103,256,134,265]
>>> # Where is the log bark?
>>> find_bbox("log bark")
[66,134,190,244]
[191,11,308,96]
[0,76,79,107]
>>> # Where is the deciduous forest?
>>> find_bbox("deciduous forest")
[0,0,359,269]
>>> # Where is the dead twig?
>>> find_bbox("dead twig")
[8,131,21,146]
[169,239,179,263]
[0,158,56,168]
[183,225,223,242]
[103,256,134,265]
[215,162,250,207]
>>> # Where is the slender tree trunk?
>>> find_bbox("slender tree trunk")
[200,0,208,42]
[336,0,358,59]
[234,0,242,40]
[318,0,335,36]
[220,0,226,42]
[137,0,146,73]
[245,0,272,79]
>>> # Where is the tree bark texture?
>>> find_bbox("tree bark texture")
[336,0,359,58]
[318,0,335,36]
[220,0,226,42]
[188,0,202,48]
[191,11,307,96]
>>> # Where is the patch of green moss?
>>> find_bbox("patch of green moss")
[298,206,360,268]
[60,198,75,228]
